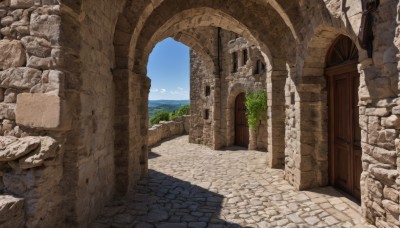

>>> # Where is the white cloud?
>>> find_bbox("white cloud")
[160,88,167,93]
[150,88,159,92]
[177,87,183,91]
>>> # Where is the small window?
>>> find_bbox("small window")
[205,86,211,97]
[254,60,266,74]
[291,92,295,105]
[243,49,248,65]
[204,109,210,120]
[232,52,238,73]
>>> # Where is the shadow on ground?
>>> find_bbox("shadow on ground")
[93,169,241,228]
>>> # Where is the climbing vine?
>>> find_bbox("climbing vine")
[245,90,268,129]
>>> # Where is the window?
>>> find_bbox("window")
[204,109,210,120]
[205,86,211,97]
[254,60,266,74]
[243,49,248,65]
[232,52,238,73]
[291,92,295,105]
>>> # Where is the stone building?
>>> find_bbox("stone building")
[0,0,398,227]
[189,28,268,151]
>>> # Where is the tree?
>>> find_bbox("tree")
[245,90,268,150]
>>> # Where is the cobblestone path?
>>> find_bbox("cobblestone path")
[92,136,372,228]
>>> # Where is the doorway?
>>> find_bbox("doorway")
[326,35,361,200]
[235,93,249,147]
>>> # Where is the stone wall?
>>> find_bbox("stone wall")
[0,1,69,227]
[189,28,269,151]
[148,116,190,147]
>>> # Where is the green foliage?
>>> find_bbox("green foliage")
[245,90,268,129]
[170,104,190,119]
[149,104,191,126]
[150,111,170,125]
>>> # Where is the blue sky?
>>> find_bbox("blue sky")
[147,38,190,100]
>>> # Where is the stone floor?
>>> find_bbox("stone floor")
[92,136,372,228]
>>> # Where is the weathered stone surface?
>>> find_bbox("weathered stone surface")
[30,70,63,95]
[4,88,18,103]
[16,93,69,130]
[0,195,24,228]
[370,167,399,185]
[21,36,51,58]
[30,10,60,44]
[0,40,26,70]
[27,56,52,69]
[0,103,15,119]
[382,115,400,129]
[0,67,41,90]
[10,0,34,8]
[18,136,58,169]
[0,0,10,8]
[0,136,40,161]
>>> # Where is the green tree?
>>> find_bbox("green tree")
[170,104,190,119]
[245,90,267,129]
[150,111,170,125]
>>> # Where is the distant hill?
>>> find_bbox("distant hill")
[148,100,190,118]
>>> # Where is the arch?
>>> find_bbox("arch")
[289,23,365,190]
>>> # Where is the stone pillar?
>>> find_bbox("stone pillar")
[267,71,286,168]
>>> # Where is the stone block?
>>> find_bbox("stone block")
[392,106,400,115]
[10,0,34,8]
[0,195,24,228]
[16,93,71,130]
[30,11,60,44]
[0,136,40,161]
[0,67,41,90]
[0,0,10,8]
[0,40,26,70]
[382,115,400,129]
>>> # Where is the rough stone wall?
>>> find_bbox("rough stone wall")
[148,115,190,147]
[189,28,268,150]
[0,1,69,227]
[285,1,400,227]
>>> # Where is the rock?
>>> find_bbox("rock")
[0,1,10,8]
[392,106,400,115]
[382,115,400,129]
[21,36,51,58]
[27,56,52,69]
[0,67,41,90]
[10,0,34,9]
[18,136,58,169]
[147,209,168,223]
[0,103,16,119]
[30,11,60,44]
[0,195,24,228]
[0,136,40,161]
[382,200,400,214]
[370,167,399,185]
[0,40,26,70]
[383,187,399,203]
[4,88,18,103]
[366,147,397,166]
[30,70,64,95]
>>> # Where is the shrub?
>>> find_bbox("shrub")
[170,104,190,119]
[245,90,268,129]
[150,111,170,125]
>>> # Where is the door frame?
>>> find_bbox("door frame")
[326,60,359,188]
[234,92,249,147]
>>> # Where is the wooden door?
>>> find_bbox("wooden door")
[235,93,249,147]
[328,64,362,200]
[327,35,361,200]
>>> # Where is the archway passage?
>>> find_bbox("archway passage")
[235,93,249,147]
[326,36,361,200]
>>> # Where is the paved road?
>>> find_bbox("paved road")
[92,136,371,228]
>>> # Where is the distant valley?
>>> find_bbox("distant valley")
[148,100,190,118]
